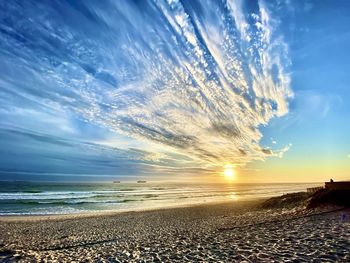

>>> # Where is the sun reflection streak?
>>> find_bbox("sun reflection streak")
[229,192,238,201]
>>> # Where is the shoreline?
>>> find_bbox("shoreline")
[0,198,263,222]
[0,181,325,219]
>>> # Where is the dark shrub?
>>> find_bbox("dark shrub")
[307,189,350,209]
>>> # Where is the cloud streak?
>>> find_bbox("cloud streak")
[0,0,292,177]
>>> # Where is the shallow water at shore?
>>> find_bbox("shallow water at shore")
[0,181,322,215]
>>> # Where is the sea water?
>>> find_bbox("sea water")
[0,181,322,215]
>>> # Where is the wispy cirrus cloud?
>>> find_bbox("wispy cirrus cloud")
[0,0,292,177]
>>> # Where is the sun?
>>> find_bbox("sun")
[223,168,235,179]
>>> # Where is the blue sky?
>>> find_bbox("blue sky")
[0,0,349,182]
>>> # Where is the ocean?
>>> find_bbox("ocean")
[0,181,322,215]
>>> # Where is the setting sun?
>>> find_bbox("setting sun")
[224,168,235,179]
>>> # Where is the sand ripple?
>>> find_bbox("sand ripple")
[0,201,349,262]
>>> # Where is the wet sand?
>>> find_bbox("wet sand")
[0,200,349,262]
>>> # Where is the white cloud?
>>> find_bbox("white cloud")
[277,144,292,158]
[0,0,293,175]
[74,0,293,168]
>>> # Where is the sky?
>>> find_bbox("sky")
[0,0,349,183]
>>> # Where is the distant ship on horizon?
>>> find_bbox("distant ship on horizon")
[137,180,147,183]
[113,180,121,183]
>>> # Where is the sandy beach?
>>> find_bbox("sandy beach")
[0,199,349,262]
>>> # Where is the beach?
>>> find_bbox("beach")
[1,199,349,262]
[1,0,349,262]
